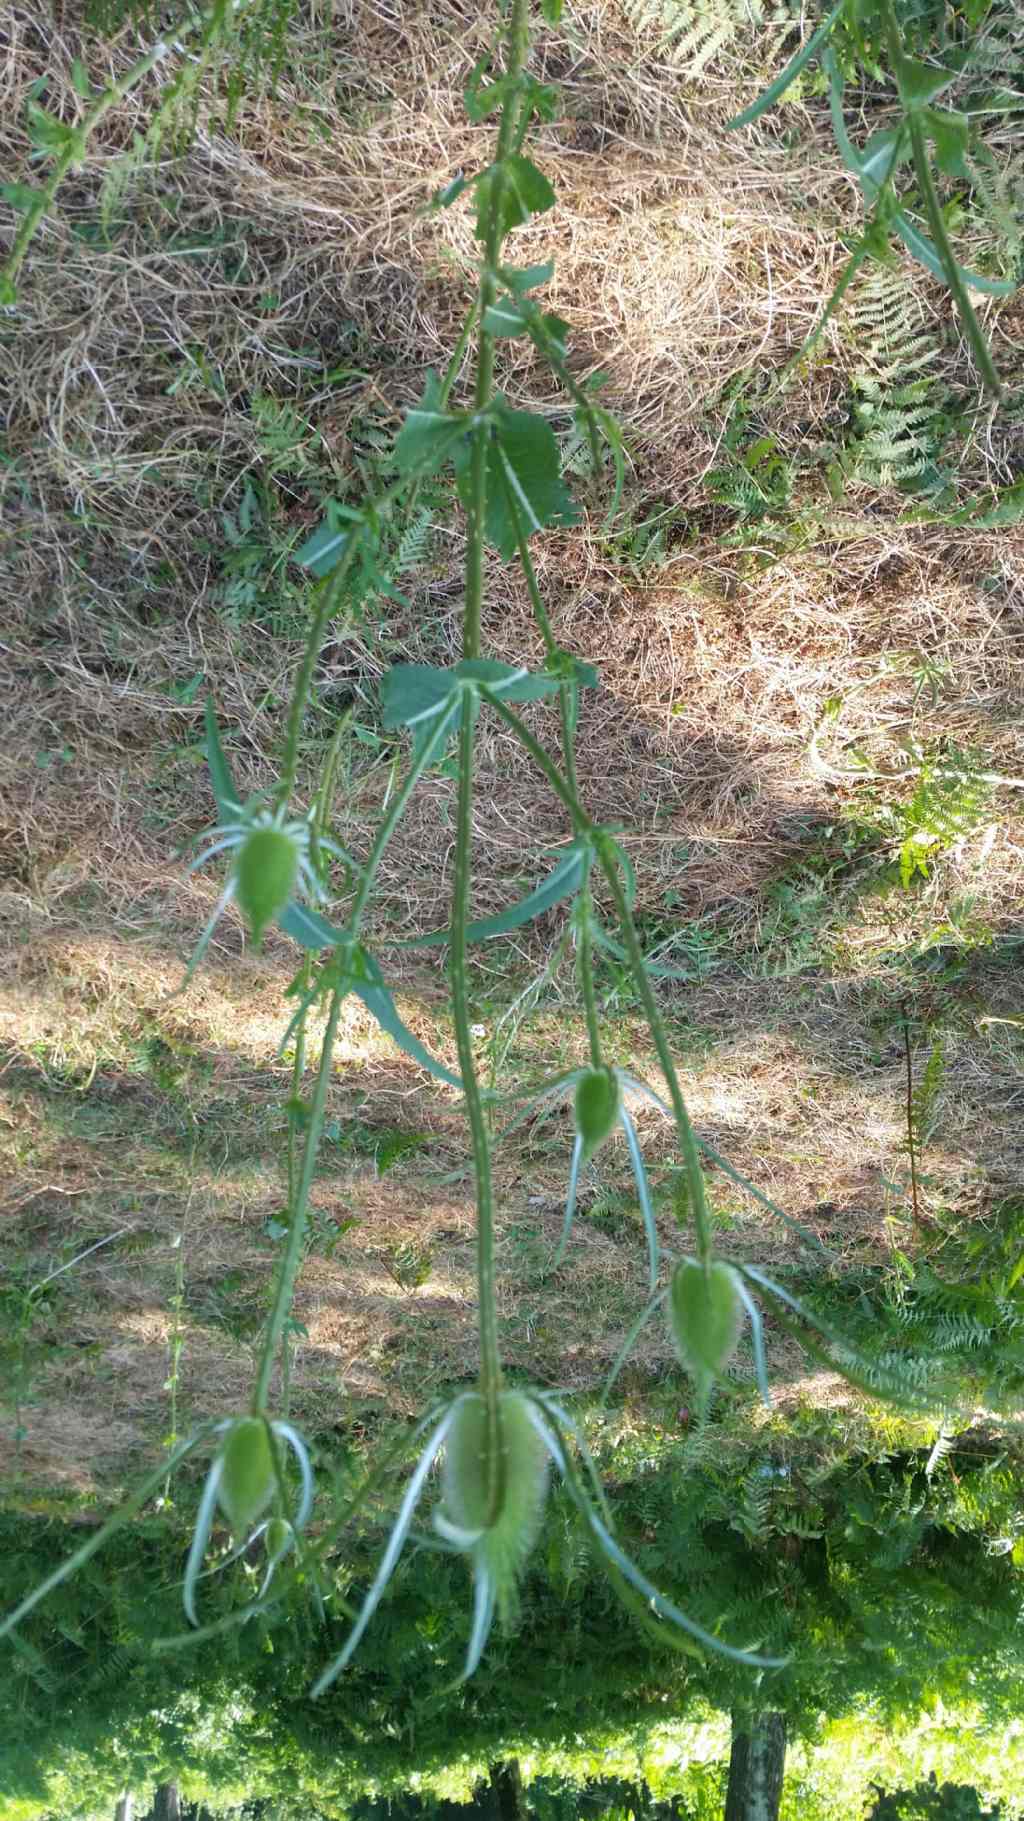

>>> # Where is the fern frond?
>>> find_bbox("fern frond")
[967,148,1024,285]
[394,506,436,576]
[844,265,949,492]
[911,1035,946,1151]
[624,0,797,76]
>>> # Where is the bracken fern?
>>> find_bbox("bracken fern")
[844,264,949,492]
[624,0,798,76]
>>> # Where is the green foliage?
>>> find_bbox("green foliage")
[86,0,299,122]
[856,742,992,885]
[473,157,557,240]
[452,403,579,557]
[842,265,952,495]
[802,1199,1024,1413]
[5,1430,1024,1813]
[867,1774,1002,1820]
[726,0,1020,395]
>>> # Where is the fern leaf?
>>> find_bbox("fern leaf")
[624,0,798,77]
[844,265,949,492]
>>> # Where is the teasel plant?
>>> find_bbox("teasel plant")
[1,0,1001,1685]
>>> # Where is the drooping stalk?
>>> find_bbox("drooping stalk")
[3,15,200,295]
[482,691,715,1267]
[253,984,345,1413]
[596,850,713,1268]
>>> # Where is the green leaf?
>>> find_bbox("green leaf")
[484,300,569,358]
[455,402,577,559]
[457,658,561,703]
[483,299,532,337]
[0,183,45,213]
[393,371,468,478]
[474,156,556,242]
[907,109,1003,396]
[352,953,462,1087]
[26,101,77,156]
[403,840,590,946]
[950,478,1024,528]
[519,78,561,126]
[70,57,92,100]
[541,0,563,21]
[277,902,353,950]
[203,699,239,820]
[431,173,469,209]
[825,56,1014,297]
[296,505,359,577]
[464,69,518,123]
[381,664,460,731]
[381,660,560,738]
[727,0,846,130]
[278,930,461,1085]
[896,56,955,109]
[922,105,970,180]
[502,261,555,294]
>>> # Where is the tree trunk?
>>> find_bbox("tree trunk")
[489,1762,526,1821]
[724,1713,787,1821]
[115,1797,134,1821]
[150,1786,180,1821]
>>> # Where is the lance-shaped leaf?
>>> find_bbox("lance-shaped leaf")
[296,502,363,578]
[921,106,970,181]
[277,901,354,950]
[203,698,241,818]
[501,261,555,295]
[727,0,846,130]
[484,299,569,358]
[283,941,462,1087]
[352,950,462,1088]
[894,55,956,110]
[431,173,469,210]
[402,839,591,947]
[1,182,46,212]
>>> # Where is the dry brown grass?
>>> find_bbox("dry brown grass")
[2,0,1024,1495]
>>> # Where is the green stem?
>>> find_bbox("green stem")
[577,887,603,1067]
[451,704,504,1468]
[879,0,1000,399]
[483,691,714,1265]
[438,300,482,410]
[502,468,558,659]
[482,689,588,830]
[349,706,459,929]
[463,0,533,660]
[253,984,345,1413]
[596,852,713,1267]
[906,110,1002,398]
[3,15,206,292]
[498,457,600,1068]
[277,543,358,812]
